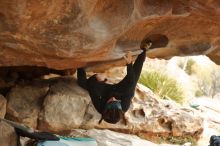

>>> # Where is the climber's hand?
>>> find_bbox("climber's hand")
[124,51,132,64]
[141,41,152,52]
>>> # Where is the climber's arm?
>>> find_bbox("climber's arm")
[87,76,105,114]
[89,91,105,114]
[114,52,135,88]
[77,68,88,90]
[132,48,146,84]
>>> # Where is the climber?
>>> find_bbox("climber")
[77,41,152,124]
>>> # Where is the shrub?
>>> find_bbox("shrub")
[185,59,196,75]
[178,58,196,75]
[195,89,204,97]
[164,136,196,146]
[139,70,185,103]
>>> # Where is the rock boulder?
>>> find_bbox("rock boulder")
[68,129,179,146]
[5,76,204,140]
[6,81,49,128]
[0,1,220,70]
[0,121,17,146]
[0,95,6,118]
[38,78,91,131]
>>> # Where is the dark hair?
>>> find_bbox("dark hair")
[99,101,123,124]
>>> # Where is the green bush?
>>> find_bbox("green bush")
[163,136,197,146]
[195,89,204,97]
[177,58,196,75]
[185,59,196,75]
[139,70,185,103]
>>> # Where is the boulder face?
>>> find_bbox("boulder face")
[38,78,91,131]
[5,76,203,140]
[0,0,220,70]
[0,121,17,146]
[68,129,178,146]
[0,95,6,118]
[6,82,49,128]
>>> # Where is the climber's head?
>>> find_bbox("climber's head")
[99,97,123,124]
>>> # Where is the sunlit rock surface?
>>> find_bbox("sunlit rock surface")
[0,1,220,70]
[68,129,179,146]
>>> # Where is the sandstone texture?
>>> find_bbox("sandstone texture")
[0,1,220,70]
[6,81,49,128]
[0,121,17,146]
[38,78,91,131]
[69,129,179,146]
[0,95,6,118]
[5,76,203,140]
